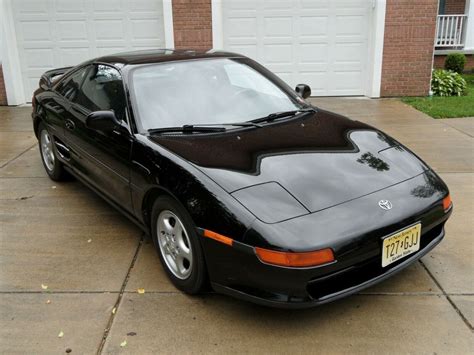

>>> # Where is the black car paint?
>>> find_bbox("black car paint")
[32,49,451,308]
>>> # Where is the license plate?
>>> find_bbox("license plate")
[382,223,422,267]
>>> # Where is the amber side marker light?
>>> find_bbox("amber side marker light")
[203,229,233,246]
[255,247,335,268]
[443,194,452,211]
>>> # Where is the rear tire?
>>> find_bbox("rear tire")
[151,196,206,294]
[38,122,68,181]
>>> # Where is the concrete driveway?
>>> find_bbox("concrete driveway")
[1,100,473,354]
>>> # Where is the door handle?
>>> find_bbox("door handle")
[65,119,75,131]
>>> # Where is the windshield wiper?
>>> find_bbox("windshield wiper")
[251,107,316,124]
[148,122,263,135]
[148,125,226,134]
[190,122,263,128]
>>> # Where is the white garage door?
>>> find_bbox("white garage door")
[221,0,371,96]
[11,0,167,100]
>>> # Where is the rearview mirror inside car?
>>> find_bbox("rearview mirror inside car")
[295,84,311,99]
[86,111,120,131]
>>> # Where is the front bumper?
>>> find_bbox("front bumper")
[209,224,445,309]
[200,181,452,309]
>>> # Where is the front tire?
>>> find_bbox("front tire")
[151,196,206,294]
[38,122,68,181]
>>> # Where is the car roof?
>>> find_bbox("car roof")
[94,48,245,66]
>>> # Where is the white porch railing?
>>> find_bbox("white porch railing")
[436,14,468,48]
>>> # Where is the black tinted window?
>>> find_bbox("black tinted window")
[75,65,126,121]
[55,68,88,100]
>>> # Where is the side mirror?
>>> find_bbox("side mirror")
[39,75,52,91]
[86,111,120,131]
[295,84,311,99]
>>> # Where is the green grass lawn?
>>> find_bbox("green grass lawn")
[402,74,474,119]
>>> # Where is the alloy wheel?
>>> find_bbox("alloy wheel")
[156,210,193,279]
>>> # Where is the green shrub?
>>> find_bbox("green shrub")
[431,69,467,96]
[444,53,467,73]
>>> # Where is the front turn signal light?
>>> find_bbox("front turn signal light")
[255,247,335,268]
[203,229,233,246]
[443,194,452,211]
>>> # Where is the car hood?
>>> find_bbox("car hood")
[150,109,428,217]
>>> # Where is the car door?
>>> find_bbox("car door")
[41,67,89,159]
[64,63,133,212]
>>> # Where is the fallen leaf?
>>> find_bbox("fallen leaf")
[87,239,92,243]
[127,332,137,336]
[58,331,64,338]
[41,284,48,290]
[120,340,127,347]
[46,300,51,304]
[51,186,57,189]
[137,288,145,294]
[112,307,116,314]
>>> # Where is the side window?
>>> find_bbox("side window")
[74,64,126,121]
[55,67,88,100]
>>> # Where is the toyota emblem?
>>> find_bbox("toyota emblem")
[378,200,393,210]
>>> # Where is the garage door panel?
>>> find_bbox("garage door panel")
[57,20,88,40]
[263,17,292,37]
[18,21,52,42]
[300,44,329,64]
[226,18,257,38]
[131,20,163,40]
[12,0,166,100]
[301,0,331,10]
[23,48,54,69]
[56,0,86,13]
[58,47,92,67]
[92,0,123,12]
[95,47,127,56]
[331,71,364,93]
[221,0,370,96]
[94,20,126,40]
[302,72,328,94]
[298,17,329,38]
[129,0,162,12]
[263,44,292,64]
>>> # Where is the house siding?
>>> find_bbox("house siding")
[380,0,438,97]
[172,0,212,50]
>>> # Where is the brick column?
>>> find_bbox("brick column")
[172,0,212,50]
[380,0,439,97]
[0,65,7,106]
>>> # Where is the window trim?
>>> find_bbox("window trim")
[68,62,133,133]
[53,64,91,101]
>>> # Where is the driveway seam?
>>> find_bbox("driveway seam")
[0,143,37,169]
[439,121,474,138]
[96,234,144,355]
[420,260,473,331]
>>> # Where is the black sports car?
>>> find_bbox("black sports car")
[32,49,452,308]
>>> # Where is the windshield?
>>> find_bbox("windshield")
[130,58,303,131]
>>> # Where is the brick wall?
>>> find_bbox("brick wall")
[172,0,212,50]
[444,0,466,14]
[0,65,7,106]
[380,0,438,97]
[434,54,474,71]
